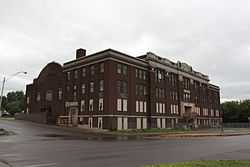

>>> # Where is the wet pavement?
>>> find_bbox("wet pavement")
[1,120,250,167]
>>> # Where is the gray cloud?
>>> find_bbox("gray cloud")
[0,0,250,101]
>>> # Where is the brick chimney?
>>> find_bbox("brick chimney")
[76,48,86,59]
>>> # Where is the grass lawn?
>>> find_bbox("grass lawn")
[145,160,250,167]
[0,117,15,121]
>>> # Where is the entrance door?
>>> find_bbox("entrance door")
[69,107,78,126]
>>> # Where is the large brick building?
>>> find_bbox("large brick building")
[23,48,221,130]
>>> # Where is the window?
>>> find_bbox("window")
[58,88,62,100]
[117,98,122,111]
[89,99,94,111]
[136,101,147,113]
[216,110,219,117]
[203,108,209,116]
[117,64,122,74]
[36,92,40,102]
[136,85,139,95]
[66,85,70,92]
[27,96,30,104]
[139,85,143,96]
[67,72,70,81]
[90,82,94,93]
[156,103,159,113]
[73,92,77,101]
[136,84,147,96]
[99,80,104,92]
[140,101,143,113]
[136,69,147,80]
[90,65,95,75]
[156,70,163,81]
[100,63,104,73]
[98,117,103,129]
[183,77,190,90]
[74,70,78,79]
[73,85,77,90]
[157,88,165,98]
[82,84,86,94]
[183,92,191,101]
[123,65,128,75]
[211,109,214,117]
[81,100,85,112]
[171,104,178,114]
[136,101,139,112]
[162,103,165,113]
[117,81,121,94]
[159,103,162,113]
[123,82,128,94]
[117,98,128,112]
[117,81,128,95]
[82,68,86,77]
[171,91,178,101]
[139,70,142,79]
[46,90,53,101]
[123,99,127,112]
[99,98,103,111]
[143,71,146,80]
[156,88,159,98]
[117,63,127,75]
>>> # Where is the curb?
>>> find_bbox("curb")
[144,132,250,139]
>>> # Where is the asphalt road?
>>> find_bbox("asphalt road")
[1,120,250,167]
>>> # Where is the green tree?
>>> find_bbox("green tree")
[222,100,250,123]
[5,91,25,116]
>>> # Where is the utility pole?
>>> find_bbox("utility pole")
[0,77,6,117]
[0,71,27,117]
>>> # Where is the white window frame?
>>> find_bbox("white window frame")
[58,89,62,100]
[90,82,94,93]
[159,103,162,113]
[140,101,143,113]
[82,84,86,94]
[117,99,122,111]
[162,103,165,113]
[123,99,127,112]
[98,117,103,129]
[144,101,147,113]
[136,101,139,113]
[46,90,53,101]
[156,103,159,113]
[89,99,94,112]
[99,80,104,92]
[88,117,93,128]
[81,100,85,112]
[99,98,103,111]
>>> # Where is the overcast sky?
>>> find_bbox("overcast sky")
[1,0,250,102]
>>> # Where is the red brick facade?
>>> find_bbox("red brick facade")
[24,48,221,130]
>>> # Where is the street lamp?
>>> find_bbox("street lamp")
[0,71,27,117]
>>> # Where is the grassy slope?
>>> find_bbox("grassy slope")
[146,160,250,167]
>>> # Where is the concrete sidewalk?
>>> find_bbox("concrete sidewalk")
[3,119,250,140]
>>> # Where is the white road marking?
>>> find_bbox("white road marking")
[24,163,57,167]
